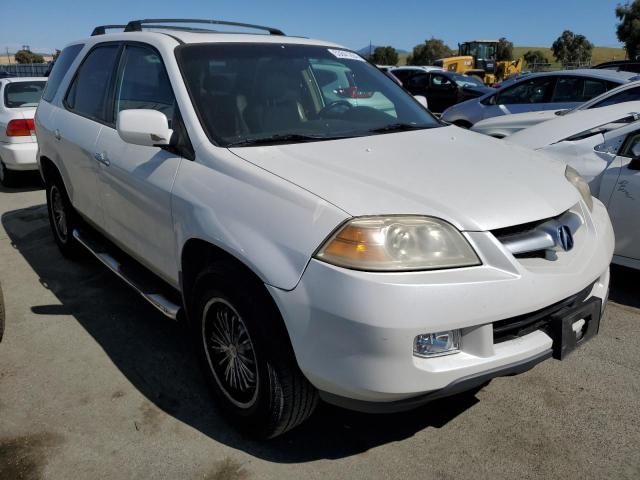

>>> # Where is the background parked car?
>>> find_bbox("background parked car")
[594,60,640,74]
[472,80,640,137]
[392,68,494,113]
[0,77,47,186]
[507,101,640,269]
[441,69,638,127]
[389,66,444,84]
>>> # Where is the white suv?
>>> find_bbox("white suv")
[36,19,614,438]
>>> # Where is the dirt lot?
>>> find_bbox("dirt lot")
[1,175,639,480]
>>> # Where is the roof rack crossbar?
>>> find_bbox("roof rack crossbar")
[124,18,285,35]
[91,25,128,36]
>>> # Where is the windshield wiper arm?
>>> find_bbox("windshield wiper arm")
[227,133,336,147]
[368,123,433,134]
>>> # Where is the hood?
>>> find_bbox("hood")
[472,110,561,135]
[506,101,640,150]
[230,126,578,231]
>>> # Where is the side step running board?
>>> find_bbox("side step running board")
[72,229,181,320]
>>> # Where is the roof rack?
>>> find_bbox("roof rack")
[122,18,285,36]
[91,25,128,36]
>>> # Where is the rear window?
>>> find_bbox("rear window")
[4,81,46,108]
[42,44,84,102]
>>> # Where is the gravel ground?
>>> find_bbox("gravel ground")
[1,175,639,480]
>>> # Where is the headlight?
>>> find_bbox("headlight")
[565,166,593,211]
[315,216,481,271]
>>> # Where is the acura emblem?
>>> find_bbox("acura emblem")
[557,225,574,252]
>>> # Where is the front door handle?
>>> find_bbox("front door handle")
[94,152,110,166]
[54,129,61,141]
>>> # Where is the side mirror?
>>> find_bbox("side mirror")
[414,95,428,109]
[630,142,640,170]
[117,109,173,147]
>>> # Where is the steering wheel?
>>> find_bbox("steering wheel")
[318,100,353,117]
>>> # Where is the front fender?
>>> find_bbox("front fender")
[172,147,348,290]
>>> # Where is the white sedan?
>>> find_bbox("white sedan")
[0,77,47,186]
[507,102,640,269]
[472,80,640,138]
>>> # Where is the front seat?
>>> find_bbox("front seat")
[200,74,247,140]
[244,67,306,133]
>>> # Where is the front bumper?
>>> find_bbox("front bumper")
[0,142,38,171]
[267,200,614,406]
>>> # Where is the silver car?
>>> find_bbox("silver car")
[441,69,639,127]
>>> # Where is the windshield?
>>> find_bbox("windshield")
[4,81,46,108]
[460,43,496,60]
[176,43,441,147]
[451,73,485,89]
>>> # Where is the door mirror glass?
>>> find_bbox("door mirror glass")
[117,109,173,147]
[414,95,428,109]
[632,142,640,159]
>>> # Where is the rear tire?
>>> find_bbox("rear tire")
[0,161,17,187]
[45,174,82,259]
[192,262,317,438]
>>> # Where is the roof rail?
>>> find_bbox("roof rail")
[91,25,128,36]
[123,18,285,36]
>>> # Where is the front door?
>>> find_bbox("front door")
[94,43,184,285]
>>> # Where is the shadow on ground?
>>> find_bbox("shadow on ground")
[0,171,44,193]
[1,204,479,462]
[609,264,640,309]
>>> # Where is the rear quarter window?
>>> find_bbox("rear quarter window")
[42,44,84,102]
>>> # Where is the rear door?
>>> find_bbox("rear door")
[547,76,609,111]
[94,43,185,284]
[56,44,121,225]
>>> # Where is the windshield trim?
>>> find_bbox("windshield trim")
[174,41,443,148]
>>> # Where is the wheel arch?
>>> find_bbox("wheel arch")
[180,238,292,341]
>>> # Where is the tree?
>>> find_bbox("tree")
[406,38,454,66]
[616,1,640,59]
[496,37,514,61]
[14,49,44,64]
[523,50,549,67]
[551,30,593,66]
[369,46,398,65]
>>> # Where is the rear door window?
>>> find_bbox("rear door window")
[42,44,84,102]
[4,81,46,108]
[64,44,120,124]
[496,77,555,104]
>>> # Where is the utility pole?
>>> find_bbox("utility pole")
[6,47,10,64]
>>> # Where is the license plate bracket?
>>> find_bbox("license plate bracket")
[550,297,602,360]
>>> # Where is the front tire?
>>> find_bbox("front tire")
[46,175,82,259]
[193,263,317,438]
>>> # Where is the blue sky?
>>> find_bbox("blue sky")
[0,0,626,55]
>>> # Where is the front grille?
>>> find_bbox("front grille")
[491,209,582,259]
[492,281,596,344]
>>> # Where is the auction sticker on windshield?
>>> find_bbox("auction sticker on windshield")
[327,49,366,61]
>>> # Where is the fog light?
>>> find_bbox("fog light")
[413,330,461,358]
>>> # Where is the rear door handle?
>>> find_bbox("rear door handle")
[54,129,61,141]
[94,152,110,166]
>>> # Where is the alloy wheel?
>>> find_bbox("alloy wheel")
[202,298,259,408]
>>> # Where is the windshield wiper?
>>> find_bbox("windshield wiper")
[368,123,433,134]
[227,133,341,147]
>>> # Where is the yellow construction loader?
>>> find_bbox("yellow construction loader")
[434,40,523,85]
